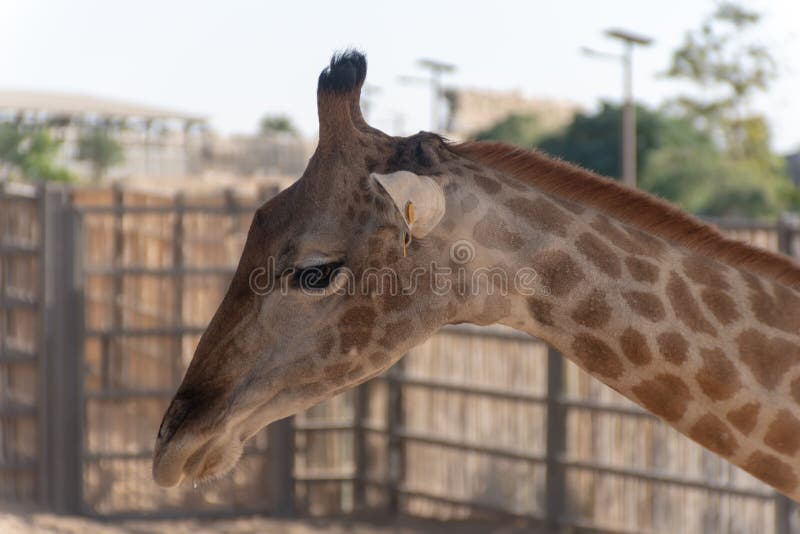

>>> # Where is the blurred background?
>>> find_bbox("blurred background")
[1,1,799,533]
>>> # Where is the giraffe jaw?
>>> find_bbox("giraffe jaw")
[152,398,268,487]
[152,427,244,488]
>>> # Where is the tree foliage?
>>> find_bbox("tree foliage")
[474,103,792,218]
[664,1,777,157]
[474,114,545,147]
[259,115,298,137]
[0,123,73,182]
[473,2,793,219]
[77,127,125,181]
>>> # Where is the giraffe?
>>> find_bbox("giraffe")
[152,51,800,500]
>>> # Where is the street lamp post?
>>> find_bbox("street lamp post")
[399,58,456,132]
[583,29,652,188]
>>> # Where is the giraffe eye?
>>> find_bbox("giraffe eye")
[292,262,344,291]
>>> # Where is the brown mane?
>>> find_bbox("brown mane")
[450,140,800,289]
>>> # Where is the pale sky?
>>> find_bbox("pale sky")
[0,0,798,152]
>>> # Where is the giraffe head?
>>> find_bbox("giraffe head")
[152,51,478,487]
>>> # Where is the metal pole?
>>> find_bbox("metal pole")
[587,29,651,187]
[268,417,295,516]
[545,346,567,529]
[43,187,83,514]
[386,358,406,516]
[431,74,440,133]
[171,193,185,385]
[775,213,798,534]
[352,382,368,511]
[621,41,636,188]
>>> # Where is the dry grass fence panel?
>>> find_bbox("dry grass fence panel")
[0,181,43,505]
[1,180,798,532]
[73,186,275,517]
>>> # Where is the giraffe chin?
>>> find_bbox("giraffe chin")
[153,395,293,488]
[152,430,243,488]
[152,413,254,488]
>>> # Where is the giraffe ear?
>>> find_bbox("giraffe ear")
[370,171,445,238]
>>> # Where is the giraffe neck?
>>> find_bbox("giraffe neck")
[442,159,800,498]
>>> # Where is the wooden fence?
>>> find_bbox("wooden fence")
[1,180,799,533]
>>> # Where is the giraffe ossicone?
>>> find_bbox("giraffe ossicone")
[153,50,800,502]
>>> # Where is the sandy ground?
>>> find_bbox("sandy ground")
[0,505,551,534]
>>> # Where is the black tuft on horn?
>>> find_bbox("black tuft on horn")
[318,50,367,95]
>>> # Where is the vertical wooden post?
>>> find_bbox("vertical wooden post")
[110,187,123,387]
[268,416,295,517]
[775,212,798,534]
[35,183,49,508]
[545,346,567,530]
[42,186,83,514]
[353,383,368,510]
[386,357,406,517]
[777,213,799,259]
[171,193,185,385]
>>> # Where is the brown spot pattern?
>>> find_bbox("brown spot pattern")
[737,329,800,389]
[695,348,740,401]
[530,250,584,297]
[473,173,501,194]
[553,197,585,214]
[317,328,336,360]
[743,452,798,493]
[631,373,692,422]
[701,288,740,325]
[764,410,800,455]
[378,319,414,349]
[505,197,571,237]
[666,271,717,335]
[625,256,659,283]
[571,333,624,380]
[682,255,730,290]
[571,289,611,328]
[339,306,377,354]
[461,193,479,213]
[576,232,622,278]
[619,327,652,366]
[323,362,350,380]
[621,290,666,322]
[792,377,800,405]
[688,414,738,457]
[590,215,650,256]
[748,281,800,335]
[368,351,392,366]
[727,402,761,436]
[625,227,667,257]
[473,209,525,251]
[657,331,689,365]
[528,298,553,326]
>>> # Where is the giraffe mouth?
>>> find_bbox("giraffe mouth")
[153,391,287,487]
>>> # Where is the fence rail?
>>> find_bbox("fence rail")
[1,180,798,532]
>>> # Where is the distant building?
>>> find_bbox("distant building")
[0,89,315,183]
[202,132,313,179]
[787,151,800,188]
[442,87,581,140]
[0,89,208,179]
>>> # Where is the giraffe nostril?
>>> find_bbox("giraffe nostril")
[157,398,189,443]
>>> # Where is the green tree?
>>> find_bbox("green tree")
[474,114,545,147]
[77,127,125,181]
[474,103,792,218]
[662,2,792,217]
[531,102,699,180]
[259,115,298,137]
[665,2,776,157]
[0,123,73,182]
